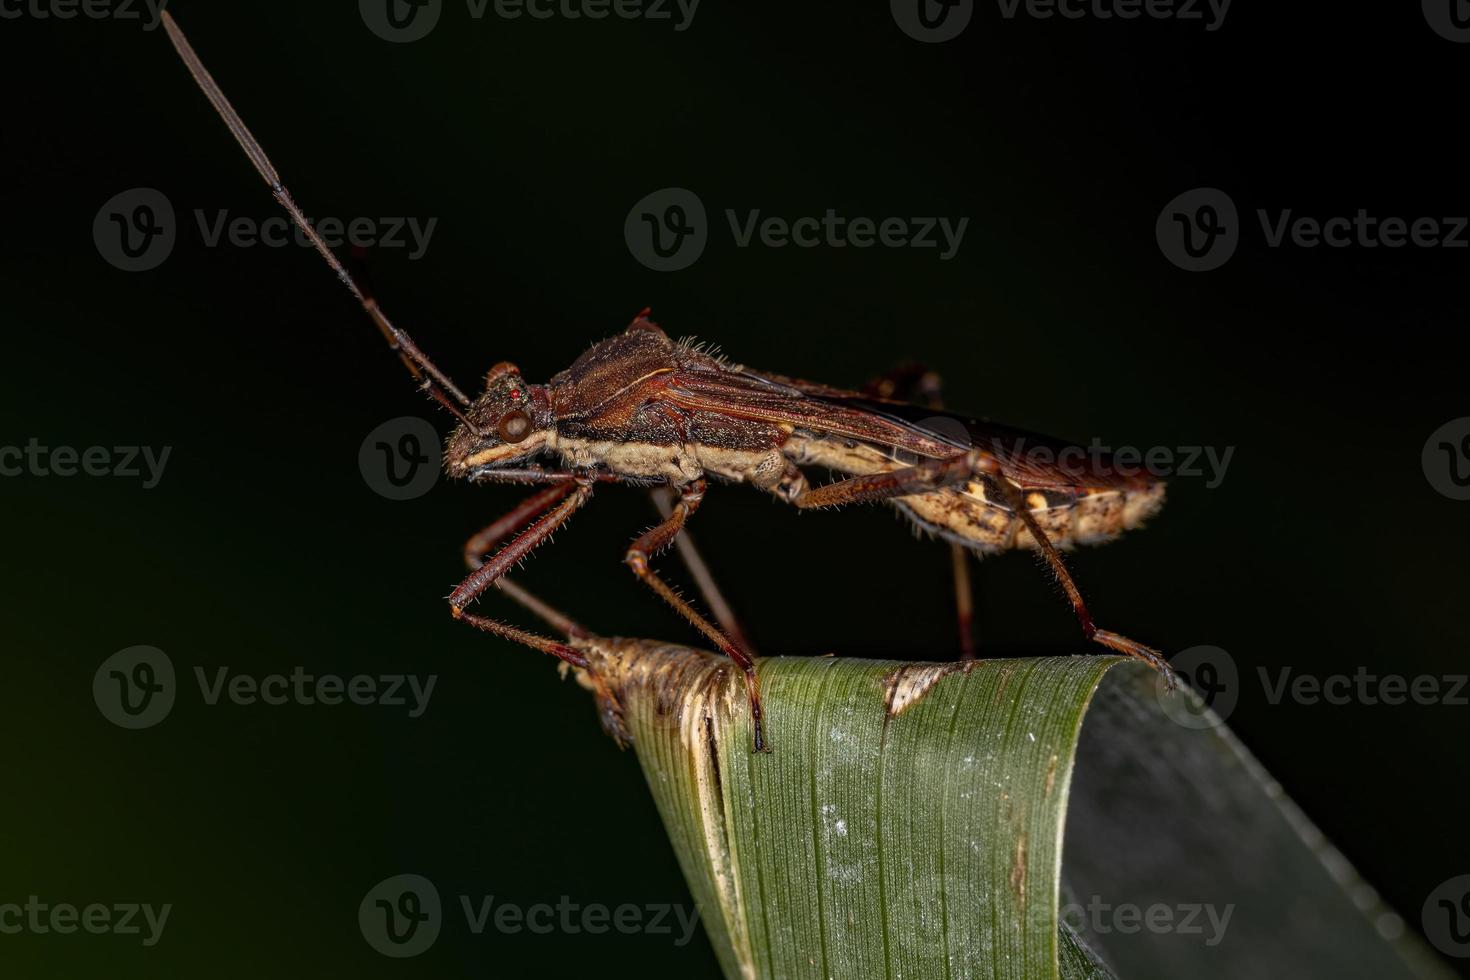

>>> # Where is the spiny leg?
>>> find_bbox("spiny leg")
[796,446,1175,686]
[864,363,976,660]
[449,480,594,668]
[627,480,768,753]
[793,450,982,664]
[458,497,644,736]
[793,450,981,510]
[463,481,589,640]
[987,468,1177,687]
[650,487,757,656]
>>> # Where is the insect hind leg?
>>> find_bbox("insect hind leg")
[990,468,1177,687]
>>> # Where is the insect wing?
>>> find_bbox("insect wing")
[668,368,1152,491]
[663,369,960,459]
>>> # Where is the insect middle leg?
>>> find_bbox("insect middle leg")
[864,363,976,660]
[650,487,756,656]
[627,479,769,753]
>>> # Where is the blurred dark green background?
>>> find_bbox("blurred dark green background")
[2,2,1467,976]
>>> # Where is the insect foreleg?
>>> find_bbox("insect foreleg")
[627,480,769,753]
[467,467,622,487]
[463,481,589,640]
[449,479,594,667]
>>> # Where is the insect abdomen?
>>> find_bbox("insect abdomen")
[892,479,1166,554]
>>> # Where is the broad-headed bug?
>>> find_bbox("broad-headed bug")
[162,12,1174,752]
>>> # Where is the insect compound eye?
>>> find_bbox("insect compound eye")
[496,409,533,444]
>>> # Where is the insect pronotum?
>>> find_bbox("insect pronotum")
[161,11,1176,752]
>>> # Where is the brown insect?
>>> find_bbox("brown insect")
[162,12,1174,752]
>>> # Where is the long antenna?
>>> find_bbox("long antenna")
[160,11,476,423]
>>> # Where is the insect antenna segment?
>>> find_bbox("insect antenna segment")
[160,11,473,422]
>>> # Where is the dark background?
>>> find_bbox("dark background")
[2,1,1467,976]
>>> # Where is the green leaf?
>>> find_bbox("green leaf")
[576,645,1451,980]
